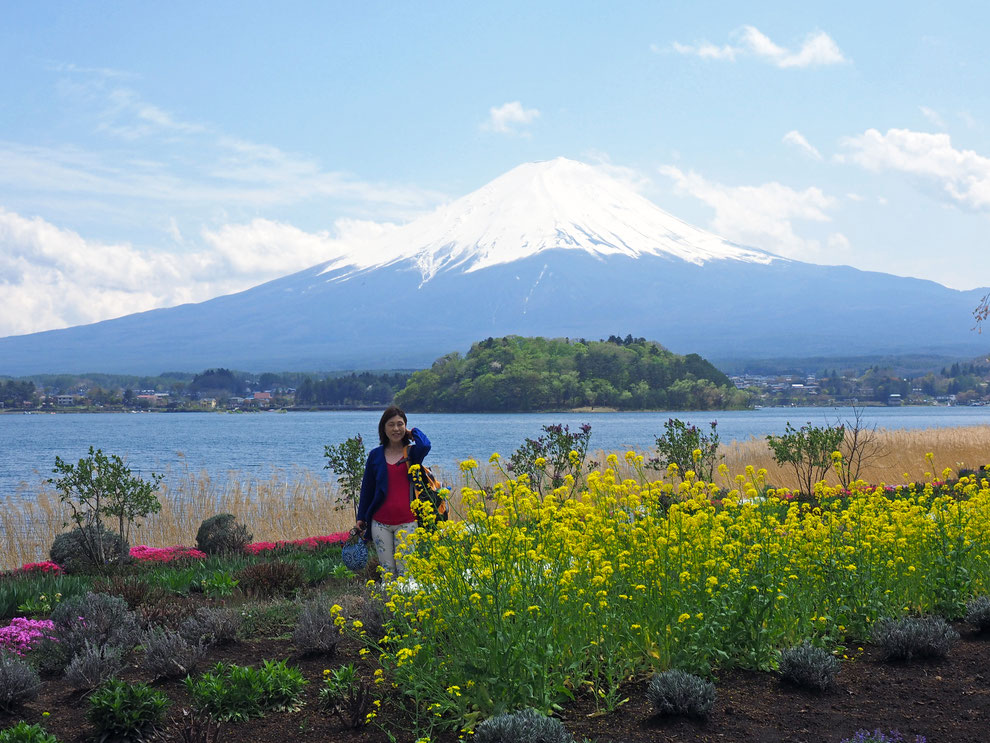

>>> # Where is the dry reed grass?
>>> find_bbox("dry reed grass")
[3,426,988,571]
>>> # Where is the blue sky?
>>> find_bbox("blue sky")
[2,1,990,337]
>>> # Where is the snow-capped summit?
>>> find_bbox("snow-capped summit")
[323,157,778,281]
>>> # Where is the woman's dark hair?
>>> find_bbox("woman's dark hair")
[378,406,408,446]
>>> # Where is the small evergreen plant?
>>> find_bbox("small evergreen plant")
[646,669,716,719]
[778,640,839,691]
[473,707,574,743]
[872,616,959,661]
[195,514,252,555]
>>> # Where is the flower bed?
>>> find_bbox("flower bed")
[0,617,56,655]
[130,545,207,562]
[244,532,350,555]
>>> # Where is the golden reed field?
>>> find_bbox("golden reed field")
[2,424,989,571]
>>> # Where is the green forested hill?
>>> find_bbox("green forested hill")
[394,335,748,412]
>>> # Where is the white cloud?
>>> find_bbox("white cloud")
[839,128,990,210]
[782,130,823,160]
[827,232,852,255]
[658,165,836,259]
[0,208,397,337]
[668,26,847,68]
[920,106,946,130]
[483,101,540,135]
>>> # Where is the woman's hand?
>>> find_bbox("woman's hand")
[354,520,367,535]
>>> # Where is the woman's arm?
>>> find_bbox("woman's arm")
[356,451,376,526]
[407,427,431,465]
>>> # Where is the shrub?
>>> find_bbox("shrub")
[137,594,198,631]
[234,560,304,598]
[645,669,716,719]
[650,418,722,482]
[238,600,300,639]
[88,678,170,743]
[0,722,59,743]
[778,640,839,691]
[766,421,845,496]
[473,708,573,743]
[318,663,373,729]
[50,525,129,575]
[141,627,206,679]
[91,575,158,609]
[0,650,41,712]
[195,514,252,556]
[179,607,242,647]
[293,600,340,655]
[185,660,307,722]
[507,423,592,494]
[965,595,990,632]
[46,592,141,670]
[324,434,368,521]
[48,447,162,574]
[64,641,125,691]
[872,616,959,661]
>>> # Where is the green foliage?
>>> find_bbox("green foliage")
[777,640,839,691]
[295,371,409,406]
[185,660,308,721]
[88,678,170,743]
[234,561,304,598]
[395,335,743,412]
[324,434,368,520]
[239,599,301,639]
[0,573,92,620]
[188,368,245,396]
[0,651,41,712]
[199,571,238,599]
[645,669,716,719]
[318,663,373,729]
[507,423,592,495]
[473,708,573,743]
[766,421,845,495]
[871,616,959,661]
[195,514,252,556]
[48,447,162,573]
[0,722,59,743]
[650,418,722,481]
[49,525,129,575]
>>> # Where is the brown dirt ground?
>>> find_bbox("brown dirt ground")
[4,625,988,743]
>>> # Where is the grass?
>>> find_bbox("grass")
[2,425,989,571]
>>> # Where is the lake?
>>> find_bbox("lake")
[3,406,990,500]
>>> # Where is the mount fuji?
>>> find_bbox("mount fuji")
[0,158,986,375]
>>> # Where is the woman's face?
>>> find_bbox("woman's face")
[384,415,407,445]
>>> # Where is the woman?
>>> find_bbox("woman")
[355,406,430,577]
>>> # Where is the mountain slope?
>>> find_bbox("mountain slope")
[0,158,985,375]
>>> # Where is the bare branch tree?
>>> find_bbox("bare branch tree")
[834,407,889,488]
[974,292,990,333]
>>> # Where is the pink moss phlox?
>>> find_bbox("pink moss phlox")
[0,617,56,656]
[129,545,207,563]
[16,561,63,575]
[244,531,350,555]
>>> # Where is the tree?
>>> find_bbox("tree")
[324,435,367,520]
[49,447,163,571]
[975,292,989,332]
[766,422,845,496]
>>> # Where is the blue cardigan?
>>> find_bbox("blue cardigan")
[356,427,431,535]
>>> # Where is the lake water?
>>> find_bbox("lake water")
[2,406,990,500]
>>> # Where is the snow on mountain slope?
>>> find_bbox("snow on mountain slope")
[320,157,779,282]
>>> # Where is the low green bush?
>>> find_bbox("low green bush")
[318,663,373,729]
[645,669,716,719]
[88,678,170,742]
[185,660,307,722]
[49,525,128,575]
[0,722,59,743]
[195,514,252,556]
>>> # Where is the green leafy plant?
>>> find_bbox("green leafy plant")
[88,678,170,742]
[0,650,42,712]
[199,571,238,599]
[645,669,716,719]
[49,447,163,573]
[778,640,839,691]
[239,599,301,639]
[324,434,367,520]
[156,707,222,743]
[872,616,959,661]
[318,663,373,729]
[195,514,252,556]
[185,660,308,721]
[650,418,722,482]
[0,721,60,743]
[473,707,573,743]
[766,421,845,495]
[507,423,592,495]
